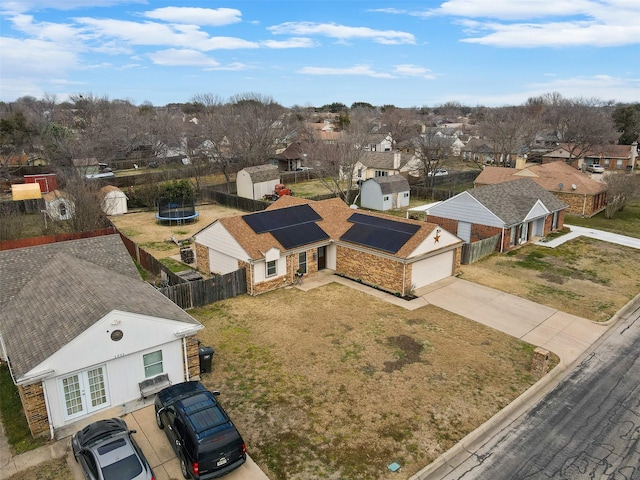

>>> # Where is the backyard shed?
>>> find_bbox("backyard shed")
[100,185,128,215]
[360,175,410,211]
[42,190,75,221]
[236,164,280,200]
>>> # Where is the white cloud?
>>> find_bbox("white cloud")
[432,0,598,20]
[261,37,317,49]
[147,48,220,67]
[144,7,242,27]
[298,65,394,78]
[269,22,415,45]
[393,64,436,79]
[0,36,78,75]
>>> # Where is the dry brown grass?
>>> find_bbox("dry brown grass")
[457,237,640,322]
[7,458,71,480]
[191,284,539,480]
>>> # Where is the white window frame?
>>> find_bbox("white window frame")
[143,350,164,378]
[60,365,110,420]
[266,259,277,277]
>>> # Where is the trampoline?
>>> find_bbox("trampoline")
[156,197,199,225]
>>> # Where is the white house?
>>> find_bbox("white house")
[360,176,410,211]
[42,190,75,221]
[236,164,280,200]
[100,185,128,215]
[0,234,203,438]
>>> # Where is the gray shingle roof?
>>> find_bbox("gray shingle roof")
[0,236,200,379]
[242,164,279,183]
[469,178,568,226]
[373,175,410,194]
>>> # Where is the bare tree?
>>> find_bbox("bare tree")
[380,106,421,146]
[410,130,454,187]
[479,106,537,167]
[603,172,640,219]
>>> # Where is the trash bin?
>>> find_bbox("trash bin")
[198,346,215,374]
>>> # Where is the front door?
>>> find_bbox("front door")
[60,366,110,420]
[317,246,326,270]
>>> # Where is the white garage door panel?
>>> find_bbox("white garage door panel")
[210,249,239,274]
[411,251,454,288]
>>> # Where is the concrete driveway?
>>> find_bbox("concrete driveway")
[415,277,608,366]
[67,404,269,480]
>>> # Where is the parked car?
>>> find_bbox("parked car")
[71,417,155,480]
[586,164,604,173]
[155,381,246,479]
[428,168,449,177]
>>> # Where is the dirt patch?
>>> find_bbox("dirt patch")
[458,237,640,322]
[191,283,540,480]
[108,203,245,258]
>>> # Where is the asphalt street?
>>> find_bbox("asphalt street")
[416,299,640,480]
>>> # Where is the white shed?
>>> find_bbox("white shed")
[360,176,410,211]
[236,164,280,200]
[100,185,128,215]
[42,190,75,221]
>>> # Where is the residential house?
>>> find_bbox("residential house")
[474,163,607,217]
[360,176,410,211]
[236,164,280,200]
[543,143,638,171]
[462,139,497,164]
[273,142,308,171]
[194,196,463,297]
[0,234,203,438]
[425,178,568,253]
[100,185,128,216]
[352,151,407,182]
[363,133,393,152]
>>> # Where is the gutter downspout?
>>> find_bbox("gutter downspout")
[582,194,587,217]
[402,262,407,297]
[182,337,189,381]
[41,381,55,440]
[500,227,505,253]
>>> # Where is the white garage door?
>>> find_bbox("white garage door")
[411,251,454,288]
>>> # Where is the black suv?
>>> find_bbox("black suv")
[154,381,246,479]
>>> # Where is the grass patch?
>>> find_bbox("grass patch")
[0,363,48,454]
[6,458,72,480]
[139,241,174,252]
[158,257,192,272]
[566,198,640,238]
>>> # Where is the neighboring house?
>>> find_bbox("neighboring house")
[100,185,128,215]
[475,163,607,217]
[236,164,280,200]
[0,234,203,438]
[363,133,393,152]
[360,175,410,211]
[352,151,406,181]
[273,142,308,171]
[425,178,568,253]
[194,196,463,297]
[543,143,638,171]
[42,190,75,221]
[462,139,497,164]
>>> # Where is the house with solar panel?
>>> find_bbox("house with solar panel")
[193,196,464,297]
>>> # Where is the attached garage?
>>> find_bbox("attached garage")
[411,250,455,288]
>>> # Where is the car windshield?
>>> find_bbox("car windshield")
[101,454,143,480]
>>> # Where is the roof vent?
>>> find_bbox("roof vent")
[571,184,577,190]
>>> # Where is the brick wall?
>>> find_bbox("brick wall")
[18,382,50,437]
[336,246,407,295]
[194,242,210,274]
[185,336,200,379]
[555,192,605,217]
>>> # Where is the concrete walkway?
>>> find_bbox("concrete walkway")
[535,224,640,249]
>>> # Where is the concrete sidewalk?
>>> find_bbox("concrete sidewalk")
[535,224,640,249]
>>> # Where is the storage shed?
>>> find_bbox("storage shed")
[42,190,75,221]
[360,175,410,211]
[100,185,128,215]
[236,164,280,200]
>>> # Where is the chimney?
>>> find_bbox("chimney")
[393,151,401,170]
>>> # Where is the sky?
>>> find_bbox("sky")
[1,0,639,108]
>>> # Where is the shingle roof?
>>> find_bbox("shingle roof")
[241,164,279,183]
[469,178,568,226]
[0,250,199,379]
[475,163,606,195]
[372,175,410,194]
[359,152,407,169]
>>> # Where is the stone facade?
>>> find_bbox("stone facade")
[336,246,407,295]
[555,191,606,217]
[194,242,209,273]
[18,382,50,437]
[185,335,201,379]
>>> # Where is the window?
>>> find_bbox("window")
[383,196,390,201]
[266,260,277,277]
[298,252,307,274]
[403,192,409,198]
[616,159,623,169]
[59,203,67,217]
[143,350,163,377]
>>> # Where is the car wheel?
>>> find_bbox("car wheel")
[180,458,190,479]
[155,411,164,429]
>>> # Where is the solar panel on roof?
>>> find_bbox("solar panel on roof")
[341,223,413,254]
[270,223,329,249]
[348,212,420,235]
[243,204,321,233]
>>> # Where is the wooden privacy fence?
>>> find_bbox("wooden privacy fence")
[461,234,500,264]
[159,269,247,309]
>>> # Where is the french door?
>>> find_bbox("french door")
[61,366,110,420]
